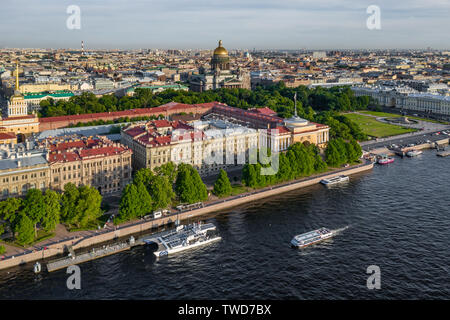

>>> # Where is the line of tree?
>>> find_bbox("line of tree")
[325,138,363,167]
[0,184,102,246]
[242,139,362,189]
[242,142,327,188]
[38,84,370,141]
[66,114,163,128]
[115,162,209,224]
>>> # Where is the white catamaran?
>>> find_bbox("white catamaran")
[291,227,335,248]
[143,222,221,258]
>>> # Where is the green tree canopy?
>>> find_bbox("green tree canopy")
[15,214,35,246]
[213,169,232,197]
[22,189,45,237]
[42,189,61,232]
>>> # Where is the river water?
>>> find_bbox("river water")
[0,150,449,299]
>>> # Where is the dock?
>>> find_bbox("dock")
[437,150,450,157]
[46,237,141,272]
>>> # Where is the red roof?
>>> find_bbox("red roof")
[39,102,217,124]
[153,120,171,128]
[250,107,277,116]
[0,132,16,140]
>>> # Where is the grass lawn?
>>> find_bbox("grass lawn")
[359,111,448,124]
[342,113,417,138]
[230,184,251,196]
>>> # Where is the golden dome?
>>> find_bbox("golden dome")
[213,40,228,56]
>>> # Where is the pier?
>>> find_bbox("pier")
[0,161,374,272]
[46,237,141,272]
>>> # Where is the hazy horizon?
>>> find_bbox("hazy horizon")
[0,0,449,50]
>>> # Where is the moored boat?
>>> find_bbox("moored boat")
[377,154,395,165]
[406,150,423,157]
[320,175,349,186]
[143,222,221,258]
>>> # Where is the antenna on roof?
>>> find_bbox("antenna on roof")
[294,92,298,117]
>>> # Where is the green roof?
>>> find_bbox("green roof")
[24,91,74,99]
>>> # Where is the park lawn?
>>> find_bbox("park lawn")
[342,113,417,138]
[359,111,448,124]
[360,111,401,118]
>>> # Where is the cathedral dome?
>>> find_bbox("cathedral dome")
[213,40,228,56]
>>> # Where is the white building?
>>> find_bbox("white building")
[352,85,450,118]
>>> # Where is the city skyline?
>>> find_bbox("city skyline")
[0,0,449,50]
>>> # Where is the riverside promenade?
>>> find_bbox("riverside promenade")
[0,161,374,271]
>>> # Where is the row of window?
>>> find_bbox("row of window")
[2,171,46,183]
[2,182,46,196]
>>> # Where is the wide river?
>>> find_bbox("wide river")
[0,150,449,299]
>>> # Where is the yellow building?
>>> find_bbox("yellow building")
[0,115,40,135]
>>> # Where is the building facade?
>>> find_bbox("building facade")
[121,118,259,176]
[189,40,251,92]
[352,86,450,119]
[0,136,133,199]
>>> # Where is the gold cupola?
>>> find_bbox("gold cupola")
[213,40,228,56]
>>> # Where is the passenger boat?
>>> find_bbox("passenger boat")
[406,150,423,157]
[143,222,221,258]
[320,175,349,186]
[291,227,334,248]
[377,154,395,164]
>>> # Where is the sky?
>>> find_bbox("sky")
[0,0,449,50]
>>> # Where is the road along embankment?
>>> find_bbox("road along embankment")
[0,161,373,271]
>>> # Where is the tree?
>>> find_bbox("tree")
[213,169,232,197]
[349,139,363,162]
[118,184,140,222]
[75,186,102,228]
[134,168,154,186]
[61,183,80,225]
[148,175,174,210]
[135,181,153,217]
[175,164,196,203]
[325,139,347,167]
[190,167,208,202]
[15,214,35,246]
[42,189,61,232]
[22,189,45,237]
[154,161,177,183]
[0,198,23,239]
[175,164,207,203]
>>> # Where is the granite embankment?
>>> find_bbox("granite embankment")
[0,161,374,271]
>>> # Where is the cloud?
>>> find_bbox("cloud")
[0,0,448,49]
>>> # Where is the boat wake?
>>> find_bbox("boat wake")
[331,225,350,235]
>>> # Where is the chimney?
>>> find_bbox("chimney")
[17,160,21,167]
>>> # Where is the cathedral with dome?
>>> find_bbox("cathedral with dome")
[189,40,250,92]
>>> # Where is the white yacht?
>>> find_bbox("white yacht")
[406,150,423,157]
[320,175,349,186]
[143,222,221,258]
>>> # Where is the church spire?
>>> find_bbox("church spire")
[15,60,19,93]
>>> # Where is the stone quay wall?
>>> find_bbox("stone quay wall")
[0,161,373,271]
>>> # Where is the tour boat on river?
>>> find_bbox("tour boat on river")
[291,227,334,248]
